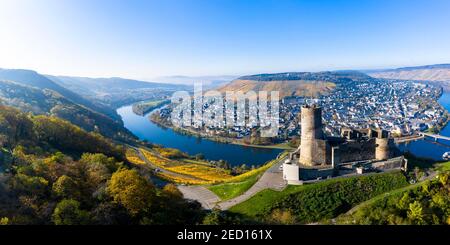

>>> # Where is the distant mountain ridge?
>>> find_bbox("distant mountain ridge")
[385,64,450,71]
[155,75,237,89]
[237,71,372,82]
[366,63,450,91]
[47,75,184,92]
[0,68,117,119]
[366,64,450,81]
[47,75,190,108]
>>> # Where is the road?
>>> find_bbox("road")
[177,185,221,210]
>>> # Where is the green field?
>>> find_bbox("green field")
[208,175,259,200]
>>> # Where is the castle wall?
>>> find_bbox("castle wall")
[338,139,376,163]
[371,156,404,170]
[299,167,335,180]
[299,139,331,166]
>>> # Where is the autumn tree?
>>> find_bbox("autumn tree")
[162,184,183,199]
[52,175,80,200]
[107,168,155,216]
[52,199,90,225]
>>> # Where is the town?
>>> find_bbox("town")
[152,79,447,143]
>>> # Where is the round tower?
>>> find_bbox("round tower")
[375,138,391,161]
[299,105,324,166]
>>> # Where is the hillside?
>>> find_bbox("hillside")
[335,171,450,225]
[0,104,203,225]
[218,71,371,98]
[0,68,117,119]
[367,64,450,90]
[47,76,191,108]
[0,80,136,142]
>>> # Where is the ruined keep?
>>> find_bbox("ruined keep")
[299,105,330,166]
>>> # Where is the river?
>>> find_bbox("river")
[117,105,283,166]
[118,92,450,166]
[396,92,450,160]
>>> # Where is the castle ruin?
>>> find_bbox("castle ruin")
[283,104,407,184]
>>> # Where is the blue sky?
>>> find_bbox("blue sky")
[0,0,449,79]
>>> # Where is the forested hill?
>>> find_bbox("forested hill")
[0,68,117,119]
[0,80,136,143]
[0,104,204,225]
[0,104,125,161]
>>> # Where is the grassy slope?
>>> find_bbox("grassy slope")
[436,161,450,171]
[208,175,259,200]
[344,180,429,217]
[207,152,288,200]
[228,171,408,223]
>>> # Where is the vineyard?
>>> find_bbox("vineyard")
[129,147,286,187]
[138,148,232,184]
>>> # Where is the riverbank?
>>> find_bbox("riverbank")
[149,113,295,150]
[132,99,169,116]
[431,88,450,133]
[396,91,450,161]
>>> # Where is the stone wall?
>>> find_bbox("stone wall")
[338,139,376,163]
[299,167,335,180]
[370,156,405,170]
[300,139,331,166]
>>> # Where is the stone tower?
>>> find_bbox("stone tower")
[372,129,392,161]
[299,105,325,166]
[375,137,391,160]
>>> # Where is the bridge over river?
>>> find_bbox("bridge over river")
[418,132,450,141]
